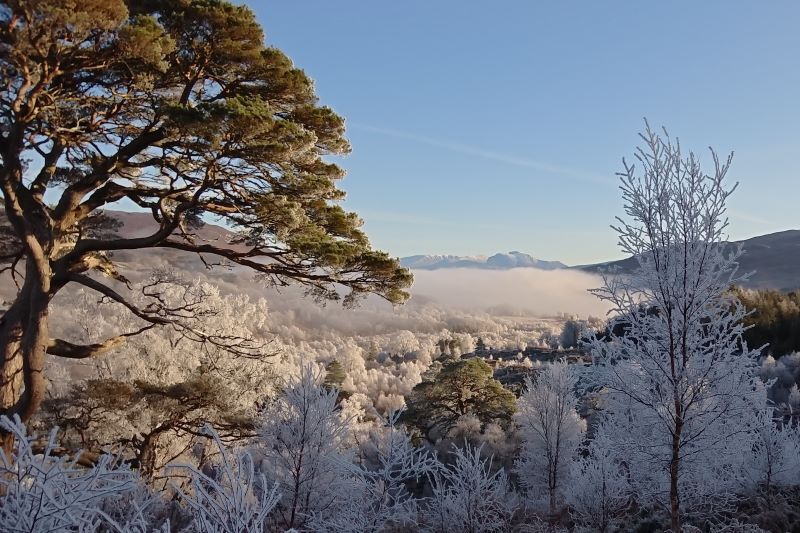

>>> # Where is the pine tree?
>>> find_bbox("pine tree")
[403,358,516,440]
[0,0,411,440]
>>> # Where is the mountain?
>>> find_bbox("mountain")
[109,210,241,247]
[401,252,566,271]
[577,230,800,291]
[49,211,800,291]
[402,230,800,291]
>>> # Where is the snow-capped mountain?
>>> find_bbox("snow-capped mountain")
[401,252,566,271]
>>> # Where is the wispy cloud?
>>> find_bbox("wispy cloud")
[357,210,505,231]
[350,123,614,186]
[728,209,773,225]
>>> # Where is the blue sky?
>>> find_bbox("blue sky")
[252,1,800,265]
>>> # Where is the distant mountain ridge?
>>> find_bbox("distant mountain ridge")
[100,211,800,291]
[577,230,800,292]
[402,230,800,291]
[401,252,566,271]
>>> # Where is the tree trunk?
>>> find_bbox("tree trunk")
[669,419,683,532]
[0,258,52,453]
[550,445,560,516]
[137,430,162,479]
[0,299,26,453]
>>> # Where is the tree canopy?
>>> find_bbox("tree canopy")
[403,358,516,439]
[735,287,800,357]
[0,0,411,428]
[587,124,763,532]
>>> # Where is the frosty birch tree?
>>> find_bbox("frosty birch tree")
[172,425,280,533]
[742,407,800,509]
[565,428,630,533]
[514,360,585,514]
[587,123,764,531]
[315,409,439,532]
[426,443,518,533]
[256,365,358,531]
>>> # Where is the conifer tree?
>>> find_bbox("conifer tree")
[0,0,411,438]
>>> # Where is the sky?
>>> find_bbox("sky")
[251,1,800,265]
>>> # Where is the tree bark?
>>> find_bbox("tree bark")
[137,430,163,480]
[0,258,52,453]
[669,416,683,532]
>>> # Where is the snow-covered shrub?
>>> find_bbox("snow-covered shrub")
[425,443,518,533]
[0,415,149,532]
[172,425,279,533]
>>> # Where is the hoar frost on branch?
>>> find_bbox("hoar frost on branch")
[0,415,151,532]
[742,406,800,509]
[425,443,518,533]
[255,364,359,531]
[564,426,630,533]
[586,123,766,531]
[514,360,585,515]
[41,276,279,480]
[170,425,280,533]
[316,409,440,533]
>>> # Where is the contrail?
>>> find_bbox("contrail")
[349,123,615,186]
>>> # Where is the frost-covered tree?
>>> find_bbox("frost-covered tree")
[559,320,583,350]
[565,428,630,533]
[172,425,280,533]
[315,410,439,532]
[514,360,585,514]
[0,415,151,532]
[256,365,358,530]
[40,278,278,478]
[789,385,800,409]
[742,407,800,509]
[442,413,517,468]
[425,443,518,533]
[587,124,764,531]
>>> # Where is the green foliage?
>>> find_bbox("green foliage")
[0,0,412,305]
[0,0,412,423]
[40,372,255,477]
[323,360,346,390]
[735,287,800,357]
[403,358,516,439]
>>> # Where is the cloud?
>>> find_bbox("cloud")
[409,267,610,317]
[350,123,614,186]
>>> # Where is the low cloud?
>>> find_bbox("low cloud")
[409,267,611,317]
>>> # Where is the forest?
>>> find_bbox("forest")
[1,1,800,532]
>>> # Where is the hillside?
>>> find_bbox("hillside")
[8,210,794,291]
[109,211,800,290]
[577,230,800,291]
